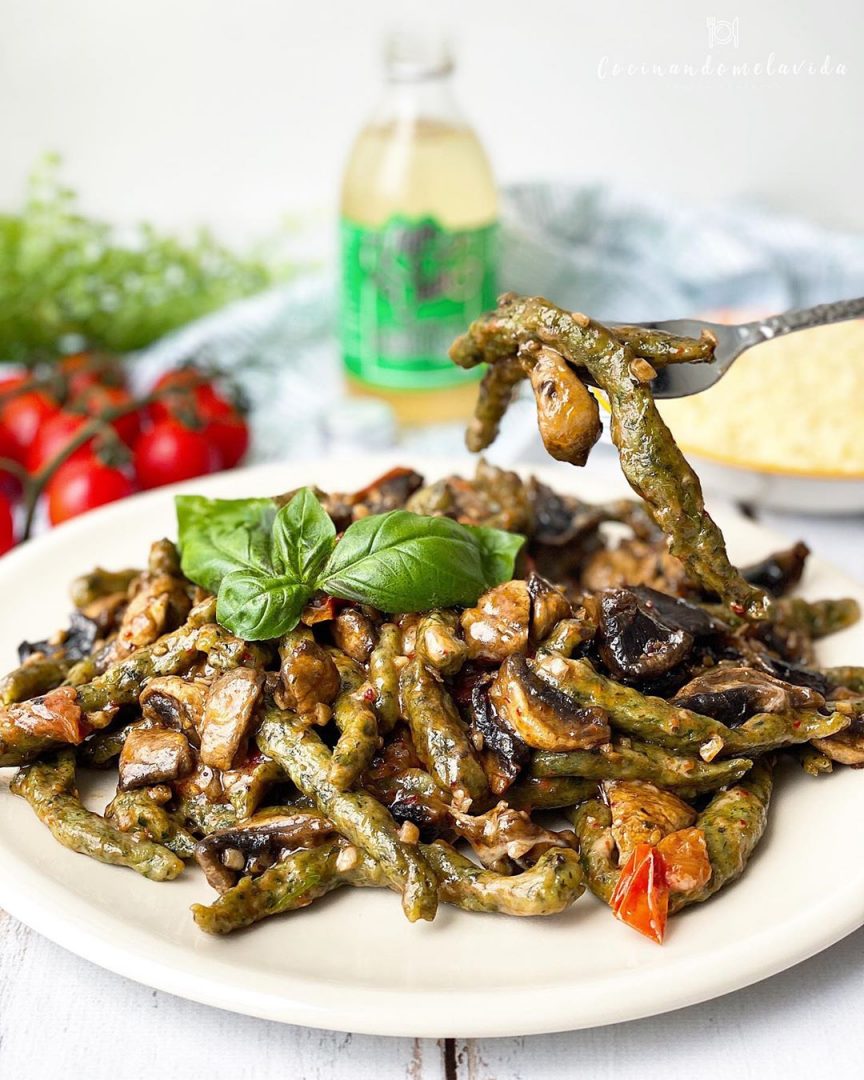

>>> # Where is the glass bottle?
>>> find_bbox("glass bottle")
[340,30,498,425]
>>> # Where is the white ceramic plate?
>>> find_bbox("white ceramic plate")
[1,455,863,1038]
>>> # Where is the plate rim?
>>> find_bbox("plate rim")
[1,454,863,1038]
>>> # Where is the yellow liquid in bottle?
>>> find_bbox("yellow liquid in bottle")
[341,119,497,425]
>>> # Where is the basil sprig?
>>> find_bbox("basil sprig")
[176,488,524,640]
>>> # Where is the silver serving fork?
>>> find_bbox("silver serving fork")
[624,297,864,399]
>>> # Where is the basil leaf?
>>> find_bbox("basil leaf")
[216,569,311,641]
[319,511,523,612]
[466,525,526,585]
[176,495,275,594]
[271,488,335,583]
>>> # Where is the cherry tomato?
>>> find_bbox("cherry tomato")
[0,492,15,554]
[133,419,221,490]
[609,842,669,944]
[0,388,59,461]
[199,397,249,468]
[47,457,136,525]
[148,369,223,424]
[0,424,23,499]
[27,411,92,473]
[71,385,141,446]
[59,351,126,395]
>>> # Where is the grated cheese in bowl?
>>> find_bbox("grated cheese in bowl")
[658,320,864,477]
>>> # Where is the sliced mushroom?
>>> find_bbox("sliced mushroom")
[741,542,809,597]
[527,571,572,643]
[603,779,696,861]
[140,676,208,744]
[461,580,530,661]
[460,672,529,795]
[278,630,340,718]
[598,588,695,681]
[3,686,86,747]
[581,538,695,597]
[118,727,195,790]
[98,574,191,669]
[489,655,610,751]
[672,665,824,725]
[630,587,727,638]
[406,460,532,534]
[331,607,377,664]
[348,466,424,519]
[450,802,577,873]
[527,345,602,466]
[199,668,264,770]
[195,808,337,892]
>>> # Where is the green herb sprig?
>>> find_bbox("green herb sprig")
[176,489,524,640]
[0,156,291,363]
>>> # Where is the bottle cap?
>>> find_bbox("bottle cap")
[384,28,454,81]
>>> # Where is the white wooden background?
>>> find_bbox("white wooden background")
[1,498,862,1080]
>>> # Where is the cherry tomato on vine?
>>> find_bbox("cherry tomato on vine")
[0,388,59,461]
[59,352,126,395]
[148,369,224,424]
[46,457,137,526]
[198,397,249,468]
[0,493,15,554]
[27,411,92,473]
[0,424,23,498]
[72,385,142,446]
[133,419,221,490]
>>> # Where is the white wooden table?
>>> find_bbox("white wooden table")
[1,469,862,1080]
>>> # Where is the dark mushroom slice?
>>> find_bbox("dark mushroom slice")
[740,542,809,597]
[277,628,340,720]
[118,727,195,790]
[489,655,610,752]
[331,607,377,665]
[461,580,530,662]
[672,665,825,726]
[629,587,727,637]
[195,807,338,893]
[199,668,265,771]
[461,673,530,795]
[140,676,208,744]
[347,466,424,518]
[527,572,572,643]
[17,609,100,668]
[598,588,695,682]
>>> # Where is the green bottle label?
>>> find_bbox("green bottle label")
[340,215,497,390]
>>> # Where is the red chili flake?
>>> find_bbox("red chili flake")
[792,720,801,729]
[363,687,377,703]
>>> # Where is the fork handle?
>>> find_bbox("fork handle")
[752,296,864,342]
